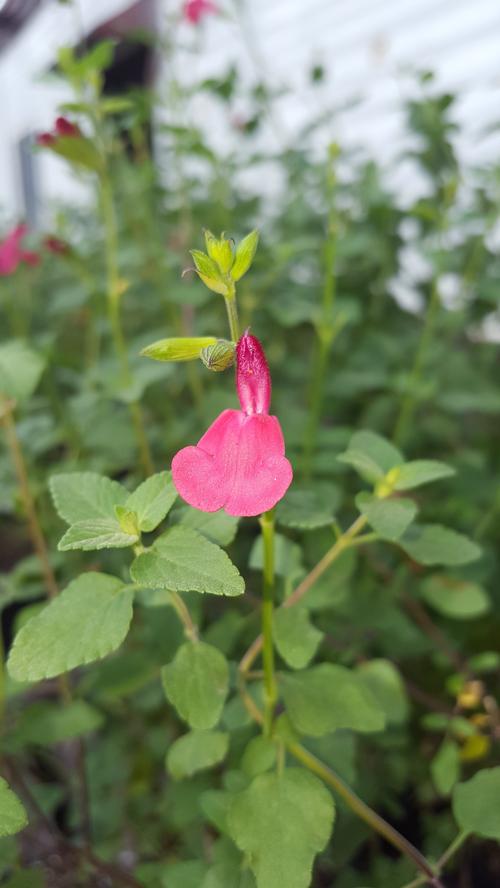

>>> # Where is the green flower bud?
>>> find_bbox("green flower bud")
[200,339,235,372]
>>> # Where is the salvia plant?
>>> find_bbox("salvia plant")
[0,36,499,888]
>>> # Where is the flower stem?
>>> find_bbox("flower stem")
[0,398,58,600]
[224,293,240,342]
[239,513,367,678]
[259,508,278,736]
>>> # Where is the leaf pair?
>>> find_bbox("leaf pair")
[51,470,177,551]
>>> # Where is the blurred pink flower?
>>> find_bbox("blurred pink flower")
[183,0,218,25]
[37,116,81,147]
[0,224,40,276]
[172,332,292,517]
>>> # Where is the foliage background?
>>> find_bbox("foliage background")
[0,7,499,888]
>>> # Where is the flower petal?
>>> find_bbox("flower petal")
[224,414,293,516]
[172,410,242,513]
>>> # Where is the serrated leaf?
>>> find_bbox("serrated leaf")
[58,518,138,551]
[7,573,133,681]
[228,768,334,888]
[356,659,408,725]
[355,493,417,541]
[273,607,323,669]
[276,489,334,529]
[281,664,385,736]
[431,739,460,795]
[131,527,244,596]
[140,336,217,362]
[337,430,403,483]
[0,341,45,403]
[231,230,259,281]
[175,506,239,546]
[167,730,229,779]
[420,575,490,619]
[0,778,28,837]
[161,641,229,729]
[399,525,481,566]
[392,460,455,490]
[50,472,128,524]
[125,471,177,532]
[452,768,500,839]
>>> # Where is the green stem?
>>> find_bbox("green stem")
[437,830,468,869]
[259,509,277,736]
[393,276,441,446]
[169,591,198,643]
[224,294,240,342]
[0,398,58,600]
[99,168,154,477]
[239,514,367,676]
[287,741,442,887]
[302,148,337,477]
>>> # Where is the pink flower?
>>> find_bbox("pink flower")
[183,0,218,25]
[0,224,40,276]
[172,332,293,516]
[37,116,81,147]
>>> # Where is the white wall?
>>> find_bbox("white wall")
[1,0,500,222]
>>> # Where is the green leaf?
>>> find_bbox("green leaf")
[175,506,239,546]
[228,768,334,888]
[231,230,259,281]
[50,472,128,524]
[167,730,229,779]
[392,460,455,490]
[399,525,481,566]
[431,739,460,795]
[161,641,229,729]
[242,736,277,778]
[452,768,500,839]
[276,489,334,529]
[190,250,228,295]
[131,527,244,596]
[273,607,323,669]
[356,659,409,724]
[58,518,139,551]
[337,430,403,483]
[125,471,177,532]
[50,136,102,171]
[141,336,217,362]
[281,664,385,736]
[0,779,28,837]
[355,493,417,541]
[7,700,103,748]
[7,573,133,681]
[420,575,490,619]
[0,341,45,403]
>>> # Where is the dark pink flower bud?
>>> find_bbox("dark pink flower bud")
[36,132,56,147]
[236,332,271,416]
[44,235,69,255]
[55,116,81,138]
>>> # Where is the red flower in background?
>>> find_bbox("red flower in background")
[44,236,69,256]
[172,332,292,517]
[37,116,81,148]
[183,0,218,25]
[0,224,40,276]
